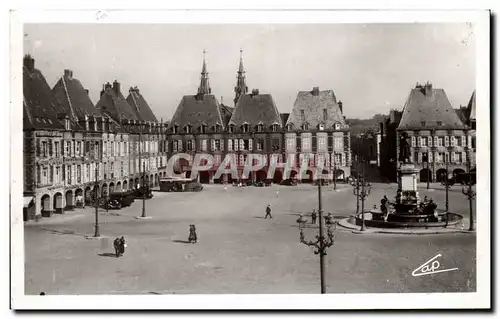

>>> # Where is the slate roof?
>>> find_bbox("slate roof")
[126,87,158,123]
[229,92,282,127]
[95,81,140,123]
[167,94,224,130]
[52,70,102,120]
[23,55,64,131]
[286,88,347,129]
[397,84,466,130]
[219,104,234,127]
[467,90,476,121]
[280,113,290,125]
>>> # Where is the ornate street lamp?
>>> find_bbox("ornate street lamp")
[298,175,335,294]
[141,162,147,218]
[462,150,475,231]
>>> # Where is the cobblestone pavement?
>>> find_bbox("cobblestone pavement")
[24,183,476,294]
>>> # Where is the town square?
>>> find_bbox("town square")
[17,19,484,305]
[25,179,476,295]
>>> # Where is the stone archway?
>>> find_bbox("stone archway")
[419,169,432,183]
[199,171,210,184]
[116,181,122,192]
[109,182,115,194]
[453,168,466,177]
[256,170,267,182]
[53,192,63,214]
[436,169,448,182]
[101,183,108,198]
[273,170,283,184]
[65,190,74,211]
[155,173,158,187]
[84,186,92,204]
[41,194,51,217]
[92,185,100,204]
[75,188,84,208]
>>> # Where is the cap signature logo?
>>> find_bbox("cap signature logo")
[412,254,458,277]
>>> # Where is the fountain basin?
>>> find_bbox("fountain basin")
[353,210,463,229]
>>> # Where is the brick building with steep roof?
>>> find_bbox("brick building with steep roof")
[167,51,290,183]
[285,87,352,181]
[395,82,474,183]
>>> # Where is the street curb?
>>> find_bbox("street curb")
[337,218,474,235]
[135,216,153,220]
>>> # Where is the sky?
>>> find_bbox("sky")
[23,23,475,120]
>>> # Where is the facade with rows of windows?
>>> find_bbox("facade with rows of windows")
[395,82,476,182]
[166,51,351,183]
[23,55,167,221]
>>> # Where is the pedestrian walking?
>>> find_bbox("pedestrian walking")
[311,209,317,224]
[119,236,126,256]
[188,224,198,243]
[113,237,121,257]
[265,204,273,219]
[296,214,306,228]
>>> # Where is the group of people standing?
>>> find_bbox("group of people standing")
[296,209,334,227]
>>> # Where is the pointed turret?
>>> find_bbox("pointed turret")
[234,49,248,106]
[197,50,211,95]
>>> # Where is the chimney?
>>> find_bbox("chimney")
[101,82,112,97]
[113,80,121,94]
[84,89,89,95]
[251,88,259,95]
[338,100,343,113]
[424,82,433,96]
[64,69,73,79]
[23,54,35,72]
[312,87,320,96]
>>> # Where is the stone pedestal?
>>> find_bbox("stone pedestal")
[397,163,420,206]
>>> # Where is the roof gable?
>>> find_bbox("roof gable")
[397,86,466,130]
[95,83,139,123]
[286,89,346,129]
[229,93,282,127]
[126,88,158,123]
[168,94,223,129]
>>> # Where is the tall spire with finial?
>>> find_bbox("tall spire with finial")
[198,50,211,95]
[234,49,248,106]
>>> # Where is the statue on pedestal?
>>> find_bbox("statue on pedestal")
[399,132,412,164]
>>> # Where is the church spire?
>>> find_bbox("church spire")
[234,49,248,106]
[198,50,211,95]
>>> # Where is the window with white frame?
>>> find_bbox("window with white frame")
[461,136,466,147]
[421,137,427,147]
[257,140,264,151]
[201,139,207,151]
[187,140,193,151]
[318,137,327,151]
[286,138,294,151]
[428,136,432,147]
[444,136,449,147]
[450,136,456,147]
[302,137,311,151]
[215,140,221,151]
[438,137,444,147]
[417,136,421,147]
[411,136,416,147]
[228,139,233,151]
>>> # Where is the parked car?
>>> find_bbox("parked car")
[184,181,203,192]
[134,187,153,199]
[281,179,298,186]
[109,191,135,207]
[105,199,122,210]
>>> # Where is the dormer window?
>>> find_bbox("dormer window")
[437,121,442,126]
[334,123,340,130]
[200,125,206,134]
[319,124,325,131]
[287,124,294,132]
[215,124,222,133]
[229,124,235,133]
[172,125,179,134]
[421,121,426,127]
[272,124,279,132]
[242,124,249,133]
[64,118,70,130]
[257,124,263,132]
[184,126,191,134]
[302,123,309,131]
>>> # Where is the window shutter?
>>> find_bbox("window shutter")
[249,139,253,151]
[233,139,238,151]
[411,136,416,147]
[228,139,232,151]
[341,153,346,167]
[211,139,215,151]
[417,137,421,147]
[444,136,449,147]
[427,136,432,147]
[461,136,466,147]
[239,139,244,150]
[451,136,455,147]
[178,140,183,152]
[462,151,466,163]
[467,136,472,148]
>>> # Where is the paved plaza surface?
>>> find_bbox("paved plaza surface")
[24,182,476,295]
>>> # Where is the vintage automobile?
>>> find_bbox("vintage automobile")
[109,191,135,207]
[281,179,298,186]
